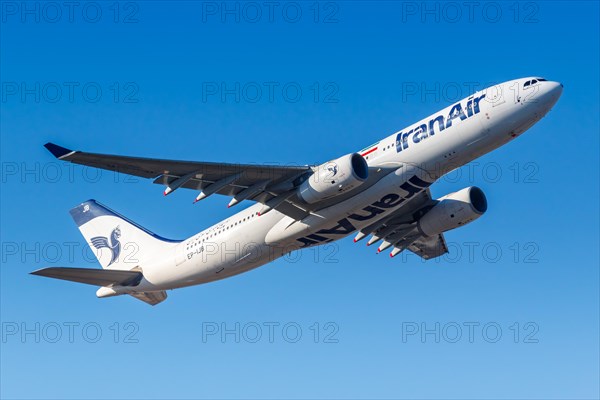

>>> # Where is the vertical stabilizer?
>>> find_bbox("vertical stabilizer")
[69,200,180,270]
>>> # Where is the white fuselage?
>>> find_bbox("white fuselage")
[133,78,563,292]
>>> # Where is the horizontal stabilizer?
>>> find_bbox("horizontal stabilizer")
[31,267,142,287]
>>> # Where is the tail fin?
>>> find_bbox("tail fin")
[70,200,180,270]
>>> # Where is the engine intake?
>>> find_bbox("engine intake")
[417,186,487,237]
[298,153,369,204]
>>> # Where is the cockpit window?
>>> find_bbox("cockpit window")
[524,78,546,88]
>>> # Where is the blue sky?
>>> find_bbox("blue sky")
[1,1,598,399]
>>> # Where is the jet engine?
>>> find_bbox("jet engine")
[417,186,488,237]
[297,153,369,204]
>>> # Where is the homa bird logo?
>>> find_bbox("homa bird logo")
[90,226,122,266]
[326,163,338,177]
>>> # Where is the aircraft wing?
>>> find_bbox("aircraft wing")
[44,143,397,220]
[44,142,309,192]
[356,189,449,260]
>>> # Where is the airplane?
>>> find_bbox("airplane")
[31,77,563,305]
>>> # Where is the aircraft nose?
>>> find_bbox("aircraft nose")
[540,80,563,109]
[550,80,563,95]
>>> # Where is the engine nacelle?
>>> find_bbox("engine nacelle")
[417,186,488,237]
[298,153,369,204]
